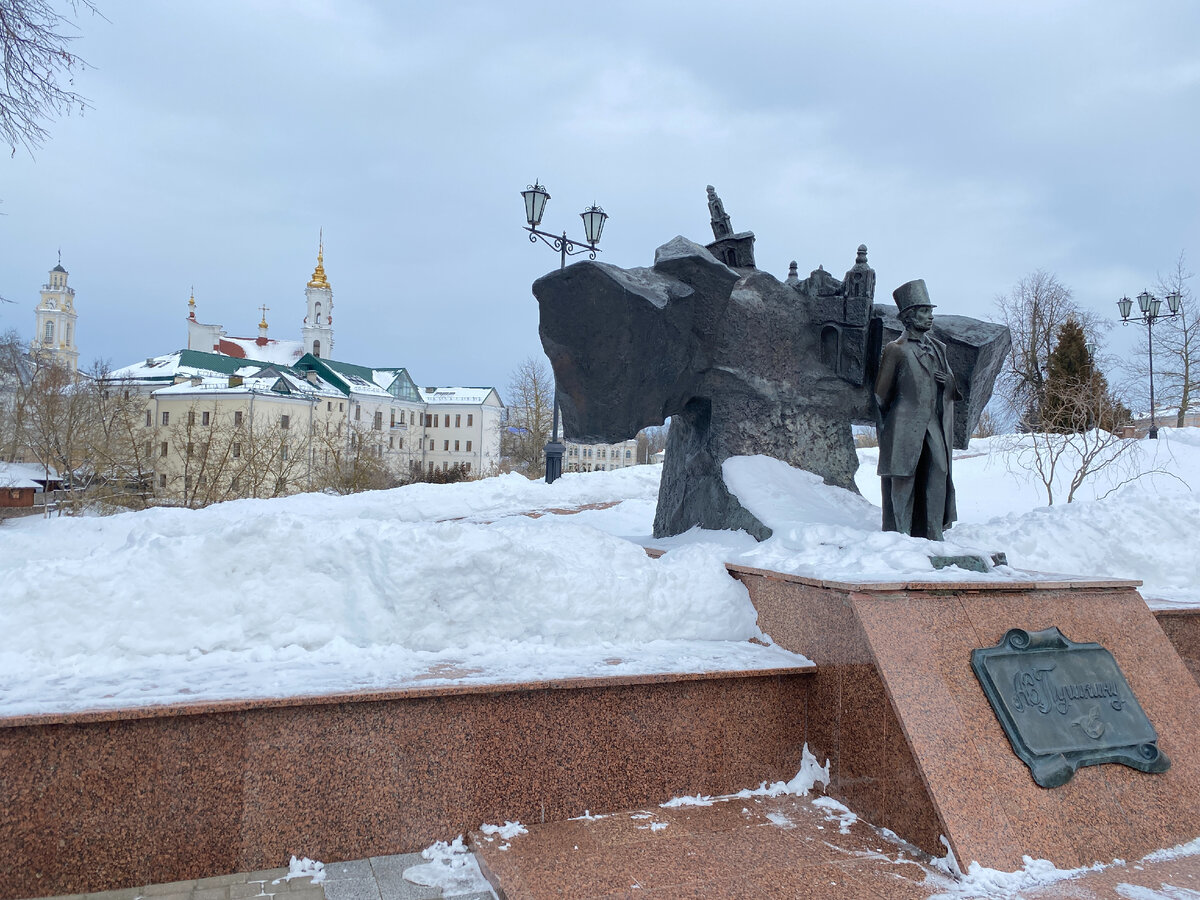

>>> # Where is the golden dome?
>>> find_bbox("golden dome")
[308,231,331,290]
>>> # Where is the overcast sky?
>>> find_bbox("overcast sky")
[2,0,1198,399]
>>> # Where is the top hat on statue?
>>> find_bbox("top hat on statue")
[893,279,936,315]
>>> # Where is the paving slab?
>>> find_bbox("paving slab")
[471,791,1200,899]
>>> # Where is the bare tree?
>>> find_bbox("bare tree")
[1122,253,1197,428]
[83,362,154,508]
[502,356,554,477]
[311,419,399,495]
[0,329,32,459]
[994,270,1109,430]
[636,424,669,463]
[1,0,99,155]
[19,355,93,513]
[1000,382,1137,506]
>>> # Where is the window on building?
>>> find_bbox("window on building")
[313,339,321,357]
[355,404,361,421]
[159,474,167,488]
[233,443,241,458]
[160,442,167,458]
[44,321,53,343]
[162,412,170,426]
[279,414,289,429]
[432,415,438,428]
[327,402,332,411]
[428,461,434,473]
[145,410,152,427]
[442,462,448,471]
[231,476,239,491]
[339,402,344,412]
[144,440,152,457]
[443,440,449,451]
[188,411,196,426]
[455,414,461,427]
[429,438,434,450]
[454,440,460,451]
[234,411,243,427]
[186,442,194,457]
[466,440,472,452]
[400,410,406,425]
[444,414,449,427]
[398,438,403,449]
[184,475,192,490]
[374,411,383,430]
[425,413,432,427]
[465,462,471,473]
[282,445,288,461]
[467,414,473,426]
[198,474,207,488]
[389,436,395,449]
[202,411,210,426]
[390,410,395,427]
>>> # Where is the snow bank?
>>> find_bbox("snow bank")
[2,427,1198,715]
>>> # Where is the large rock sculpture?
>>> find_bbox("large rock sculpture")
[532,192,1010,540]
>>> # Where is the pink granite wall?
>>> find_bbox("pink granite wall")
[1155,609,1200,684]
[0,671,811,899]
[733,568,945,854]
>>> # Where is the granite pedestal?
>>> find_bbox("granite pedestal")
[735,565,1200,872]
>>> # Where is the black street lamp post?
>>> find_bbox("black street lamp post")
[1118,289,1183,439]
[520,181,608,483]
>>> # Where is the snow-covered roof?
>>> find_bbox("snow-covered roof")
[0,461,59,488]
[420,386,501,406]
[152,369,342,400]
[111,350,266,382]
[217,336,305,366]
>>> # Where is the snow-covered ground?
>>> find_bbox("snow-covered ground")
[2,428,1198,717]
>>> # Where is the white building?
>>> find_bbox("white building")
[417,386,505,476]
[565,438,639,473]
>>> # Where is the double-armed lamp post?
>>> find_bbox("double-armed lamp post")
[520,181,608,483]
[1118,289,1183,439]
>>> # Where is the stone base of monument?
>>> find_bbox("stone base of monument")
[0,663,813,899]
[733,563,1200,872]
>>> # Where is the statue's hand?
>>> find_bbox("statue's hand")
[934,370,949,386]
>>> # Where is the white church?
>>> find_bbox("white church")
[185,238,336,363]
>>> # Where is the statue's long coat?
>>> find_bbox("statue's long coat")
[874,330,959,529]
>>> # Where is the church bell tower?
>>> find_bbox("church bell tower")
[30,256,79,370]
[302,233,334,359]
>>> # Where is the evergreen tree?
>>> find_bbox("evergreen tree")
[1041,319,1128,432]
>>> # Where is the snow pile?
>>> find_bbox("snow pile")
[811,796,857,834]
[926,854,1110,898]
[2,426,1198,715]
[711,427,1200,604]
[0,485,768,715]
[274,856,326,885]
[402,836,493,896]
[479,821,527,840]
[732,745,831,799]
[660,745,831,809]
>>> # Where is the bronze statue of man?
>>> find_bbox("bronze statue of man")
[874,279,959,540]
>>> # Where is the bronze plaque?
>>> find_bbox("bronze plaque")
[971,627,1169,788]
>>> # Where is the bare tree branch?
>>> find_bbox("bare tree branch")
[1,0,99,155]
